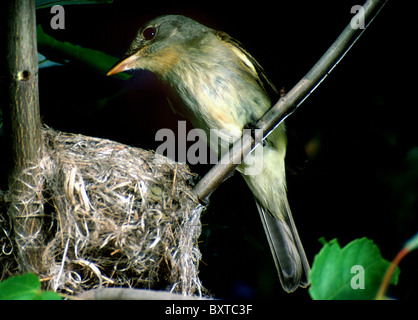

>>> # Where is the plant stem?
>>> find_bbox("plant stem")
[375,248,408,300]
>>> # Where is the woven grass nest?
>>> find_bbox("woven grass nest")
[0,126,206,297]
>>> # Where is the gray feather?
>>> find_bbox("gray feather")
[255,198,310,292]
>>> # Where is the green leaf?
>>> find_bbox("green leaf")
[36,25,130,80]
[0,274,62,300]
[36,0,113,9]
[309,237,400,300]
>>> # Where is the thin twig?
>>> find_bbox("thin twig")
[192,0,389,201]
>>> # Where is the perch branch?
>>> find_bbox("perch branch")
[192,0,389,201]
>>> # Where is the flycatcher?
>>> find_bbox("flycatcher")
[107,14,309,292]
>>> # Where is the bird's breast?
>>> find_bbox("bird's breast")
[164,61,269,140]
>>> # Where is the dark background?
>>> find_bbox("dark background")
[7,0,418,299]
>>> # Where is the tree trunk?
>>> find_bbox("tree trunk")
[3,0,45,274]
[5,0,41,174]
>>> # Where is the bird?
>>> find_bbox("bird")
[107,14,310,292]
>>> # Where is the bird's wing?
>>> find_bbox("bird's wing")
[215,30,278,99]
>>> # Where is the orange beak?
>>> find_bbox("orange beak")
[107,53,139,76]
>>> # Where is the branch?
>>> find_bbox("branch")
[192,0,389,201]
[75,288,212,300]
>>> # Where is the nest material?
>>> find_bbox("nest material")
[0,127,206,296]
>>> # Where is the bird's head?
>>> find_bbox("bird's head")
[107,15,212,77]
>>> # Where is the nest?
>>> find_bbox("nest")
[0,126,206,297]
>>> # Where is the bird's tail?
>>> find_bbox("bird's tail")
[239,124,310,292]
[255,197,310,292]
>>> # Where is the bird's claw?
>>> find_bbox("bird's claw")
[244,122,266,147]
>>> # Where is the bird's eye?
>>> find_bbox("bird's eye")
[142,27,157,40]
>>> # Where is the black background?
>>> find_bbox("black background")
[7,0,418,300]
